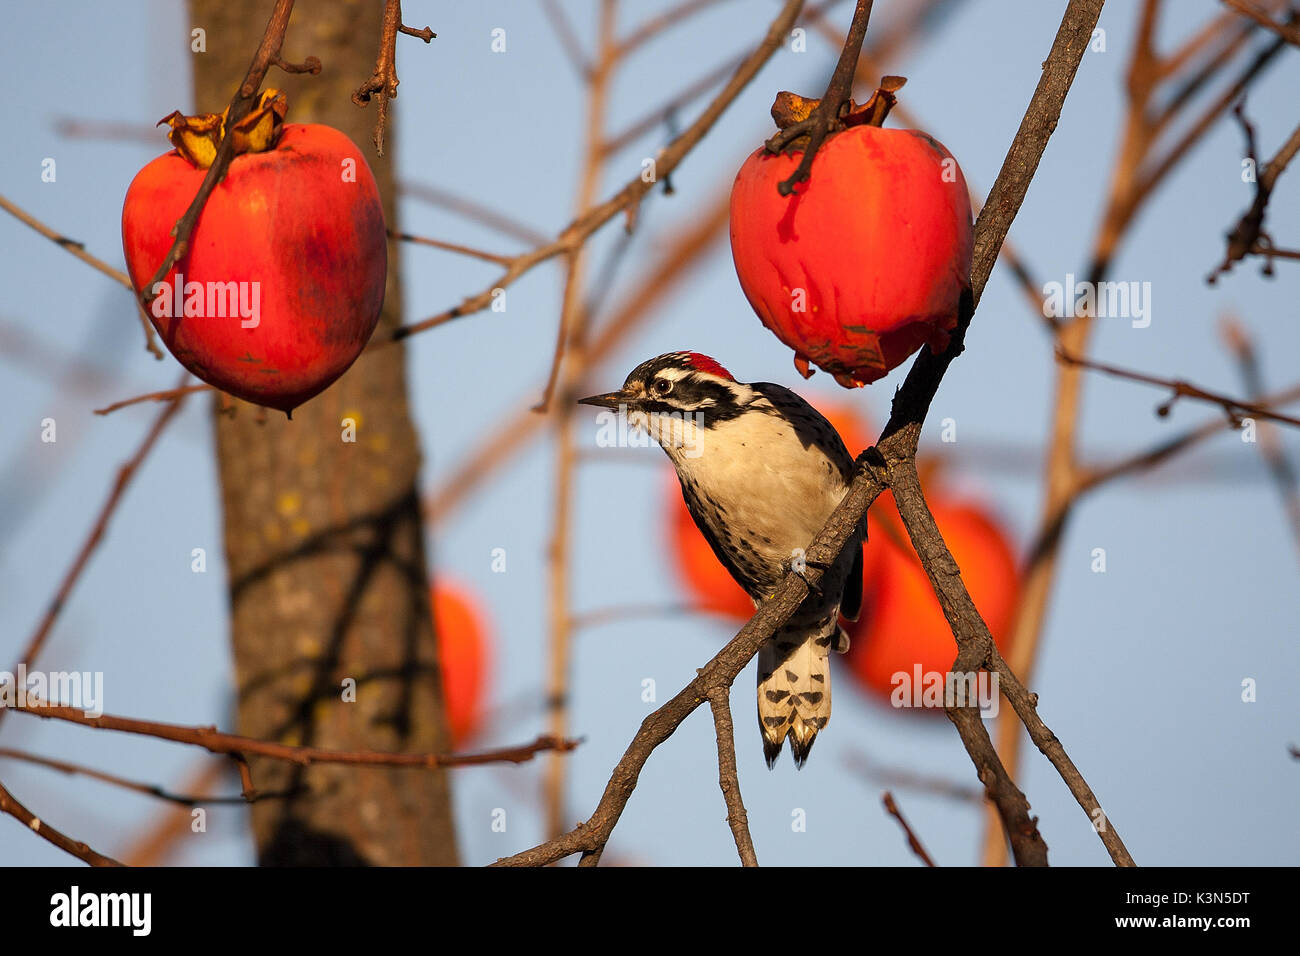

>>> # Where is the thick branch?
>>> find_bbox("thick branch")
[888,462,1133,866]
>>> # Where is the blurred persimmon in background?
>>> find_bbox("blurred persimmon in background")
[431,580,492,747]
[842,490,1019,706]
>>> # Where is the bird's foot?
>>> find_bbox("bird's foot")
[855,445,890,486]
[789,560,826,599]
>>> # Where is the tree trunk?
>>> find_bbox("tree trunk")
[191,0,459,865]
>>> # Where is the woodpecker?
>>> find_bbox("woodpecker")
[579,351,866,768]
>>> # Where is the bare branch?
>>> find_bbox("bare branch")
[1208,102,1300,281]
[94,382,213,416]
[709,689,758,866]
[614,0,734,60]
[1223,0,1300,45]
[987,0,1291,865]
[888,461,1133,866]
[6,697,581,770]
[387,229,514,266]
[0,778,123,866]
[353,0,434,155]
[1057,348,1300,428]
[0,747,297,806]
[882,791,936,866]
[398,181,549,245]
[541,0,591,76]
[1221,316,1300,553]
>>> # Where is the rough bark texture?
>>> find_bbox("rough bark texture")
[191,0,459,865]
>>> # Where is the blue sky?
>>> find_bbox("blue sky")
[2,0,1297,866]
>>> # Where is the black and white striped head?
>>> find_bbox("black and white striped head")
[577,352,750,422]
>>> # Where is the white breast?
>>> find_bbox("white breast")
[670,409,849,570]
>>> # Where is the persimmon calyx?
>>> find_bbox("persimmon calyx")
[157,88,288,169]
[769,75,907,149]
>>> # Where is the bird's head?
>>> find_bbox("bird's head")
[578,352,751,457]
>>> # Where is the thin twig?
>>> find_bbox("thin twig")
[53,117,157,143]
[614,0,734,60]
[0,778,123,866]
[353,0,434,155]
[569,602,697,630]
[94,382,213,416]
[0,747,296,806]
[709,689,758,866]
[843,751,983,804]
[1224,0,1300,45]
[0,317,116,395]
[118,760,228,864]
[387,229,514,266]
[540,0,618,847]
[6,697,581,770]
[1221,316,1300,553]
[399,23,435,42]
[1208,103,1300,280]
[541,0,591,76]
[882,791,936,866]
[398,181,549,245]
[1057,348,1300,428]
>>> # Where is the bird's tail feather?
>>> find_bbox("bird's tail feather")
[757,613,845,768]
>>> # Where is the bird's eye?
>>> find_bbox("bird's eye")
[653,378,672,396]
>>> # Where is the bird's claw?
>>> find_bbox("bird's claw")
[856,445,889,486]
[789,561,825,599]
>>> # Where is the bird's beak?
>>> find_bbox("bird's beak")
[577,389,634,410]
